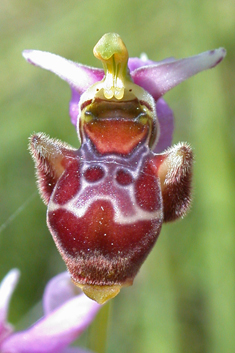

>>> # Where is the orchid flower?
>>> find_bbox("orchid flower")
[23,33,226,304]
[0,270,100,353]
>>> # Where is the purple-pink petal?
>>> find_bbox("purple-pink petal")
[128,56,156,71]
[154,98,174,153]
[131,48,226,101]
[43,272,82,315]
[22,50,104,95]
[1,291,101,353]
[0,269,20,345]
[70,89,81,127]
[128,56,175,71]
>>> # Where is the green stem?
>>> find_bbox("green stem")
[87,301,111,353]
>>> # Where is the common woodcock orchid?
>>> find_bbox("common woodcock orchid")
[23,33,226,304]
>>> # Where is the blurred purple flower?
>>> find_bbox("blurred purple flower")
[0,270,101,353]
[22,47,226,153]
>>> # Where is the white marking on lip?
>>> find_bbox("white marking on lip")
[48,143,163,225]
[49,196,162,225]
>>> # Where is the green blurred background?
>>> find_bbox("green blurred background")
[1,0,235,352]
